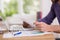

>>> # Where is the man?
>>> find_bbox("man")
[34,0,60,33]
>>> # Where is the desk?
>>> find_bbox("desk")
[0,34,55,40]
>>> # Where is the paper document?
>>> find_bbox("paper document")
[3,30,47,38]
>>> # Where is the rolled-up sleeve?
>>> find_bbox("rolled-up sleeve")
[40,4,56,25]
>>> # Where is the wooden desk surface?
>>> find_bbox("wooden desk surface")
[0,34,55,40]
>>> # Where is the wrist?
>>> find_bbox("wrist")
[51,26,60,33]
[49,25,57,32]
[47,25,55,32]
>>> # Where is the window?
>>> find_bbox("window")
[18,0,40,14]
[0,0,40,19]
[0,0,18,19]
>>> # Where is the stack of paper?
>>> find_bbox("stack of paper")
[3,30,46,38]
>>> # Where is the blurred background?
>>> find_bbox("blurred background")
[0,0,59,31]
[0,0,58,25]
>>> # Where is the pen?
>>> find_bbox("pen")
[14,32,22,36]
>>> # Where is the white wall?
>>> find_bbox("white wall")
[41,0,59,25]
[41,0,52,18]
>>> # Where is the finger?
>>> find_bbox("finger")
[33,21,38,24]
[34,27,41,30]
[35,24,41,27]
[35,26,40,28]
[35,22,41,25]
[35,25,42,28]
[41,28,49,32]
[40,28,45,32]
[36,28,41,30]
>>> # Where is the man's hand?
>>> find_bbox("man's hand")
[34,21,55,32]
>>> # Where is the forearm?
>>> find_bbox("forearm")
[50,25,60,33]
